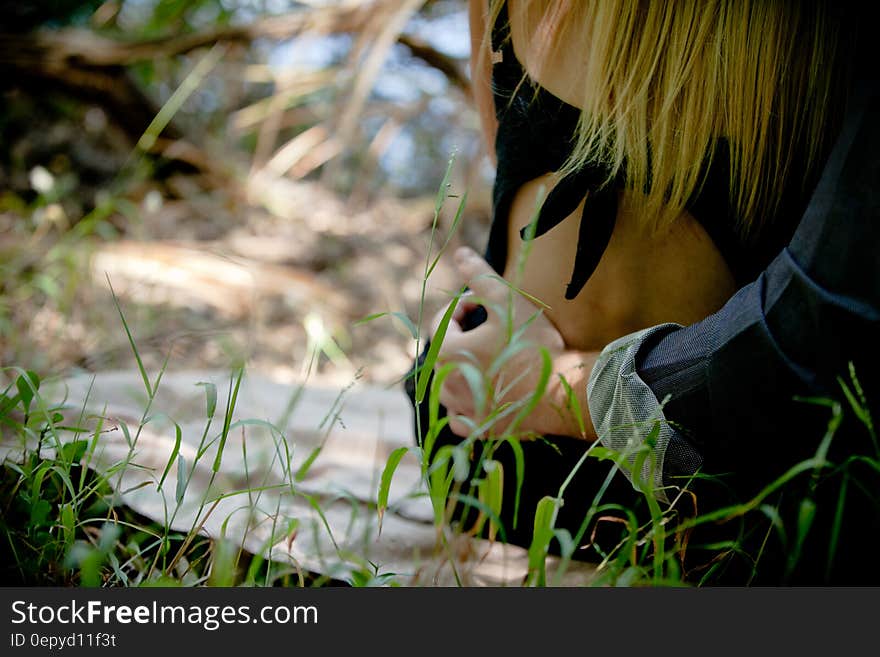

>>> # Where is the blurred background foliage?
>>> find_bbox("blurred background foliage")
[0,0,491,386]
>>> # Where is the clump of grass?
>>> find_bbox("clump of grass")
[3,147,875,587]
[366,154,880,587]
[0,283,399,588]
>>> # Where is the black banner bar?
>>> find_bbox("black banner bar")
[1,587,876,654]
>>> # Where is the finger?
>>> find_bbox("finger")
[448,412,491,440]
[437,292,480,336]
[454,246,508,305]
[429,298,465,339]
[452,290,478,323]
[435,321,470,367]
[439,312,507,367]
[448,415,471,438]
[435,320,482,363]
[439,377,475,438]
[439,371,475,415]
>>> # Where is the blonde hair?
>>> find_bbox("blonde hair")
[487,0,851,237]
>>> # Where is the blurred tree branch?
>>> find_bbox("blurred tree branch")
[0,1,470,143]
[0,5,370,69]
[397,33,470,92]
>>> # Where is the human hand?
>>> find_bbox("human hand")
[430,246,597,441]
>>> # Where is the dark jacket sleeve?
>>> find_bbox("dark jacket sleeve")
[636,78,880,492]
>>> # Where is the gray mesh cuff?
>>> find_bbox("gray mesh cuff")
[587,324,684,504]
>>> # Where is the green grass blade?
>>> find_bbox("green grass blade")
[787,497,817,578]
[390,312,419,340]
[433,152,456,215]
[504,437,525,530]
[107,278,151,398]
[428,446,455,526]
[457,361,487,418]
[425,190,468,280]
[213,368,244,473]
[295,441,325,483]
[15,371,39,415]
[175,454,188,505]
[479,459,504,542]
[557,373,586,437]
[353,311,418,340]
[377,446,409,536]
[119,421,133,449]
[507,348,552,434]
[157,422,183,492]
[553,528,575,561]
[135,43,226,155]
[302,493,339,552]
[415,289,465,403]
[826,472,849,581]
[354,312,389,325]
[450,492,508,544]
[526,495,560,587]
[422,361,456,460]
[196,381,218,419]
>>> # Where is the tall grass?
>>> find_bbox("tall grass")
[367,156,880,587]
[2,152,876,587]
[0,283,399,587]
